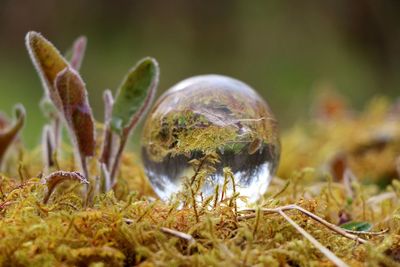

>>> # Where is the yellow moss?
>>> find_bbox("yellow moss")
[1,96,400,266]
[176,125,238,154]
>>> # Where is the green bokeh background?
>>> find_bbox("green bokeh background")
[0,0,399,148]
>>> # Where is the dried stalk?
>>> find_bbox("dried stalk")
[123,218,195,245]
[278,209,349,267]
[238,204,369,244]
[160,227,196,245]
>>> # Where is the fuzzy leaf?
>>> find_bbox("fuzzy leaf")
[25,31,69,106]
[42,171,88,203]
[111,57,159,135]
[103,89,114,125]
[69,36,87,70]
[54,67,96,157]
[340,221,372,232]
[100,90,115,168]
[42,124,55,171]
[0,105,26,165]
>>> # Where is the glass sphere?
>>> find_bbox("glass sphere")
[141,75,280,206]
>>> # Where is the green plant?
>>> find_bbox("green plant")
[0,105,25,167]
[1,32,400,267]
[24,31,159,204]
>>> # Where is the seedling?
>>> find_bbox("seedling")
[25,31,159,203]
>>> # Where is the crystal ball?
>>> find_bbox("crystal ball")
[141,75,280,205]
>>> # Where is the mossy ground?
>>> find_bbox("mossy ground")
[1,96,400,267]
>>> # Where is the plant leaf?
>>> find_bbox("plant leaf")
[42,171,88,204]
[100,89,115,168]
[70,36,87,70]
[42,124,55,171]
[54,67,96,157]
[100,163,111,192]
[25,31,69,106]
[340,221,372,232]
[0,105,26,165]
[111,57,159,135]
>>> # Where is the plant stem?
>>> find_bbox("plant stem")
[110,134,128,188]
[80,156,90,204]
[100,89,114,171]
[100,127,113,169]
[160,227,196,245]
[53,116,61,158]
[238,204,369,244]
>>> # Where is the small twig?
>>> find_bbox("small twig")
[122,218,196,245]
[238,204,368,244]
[278,209,349,267]
[160,227,196,245]
[341,228,389,235]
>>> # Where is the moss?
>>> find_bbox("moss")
[0,96,400,266]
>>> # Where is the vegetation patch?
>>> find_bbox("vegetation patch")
[0,32,399,266]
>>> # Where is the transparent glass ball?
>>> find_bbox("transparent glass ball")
[141,75,280,206]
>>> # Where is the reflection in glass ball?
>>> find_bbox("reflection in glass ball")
[141,75,280,206]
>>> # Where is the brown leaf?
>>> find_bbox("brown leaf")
[25,31,68,106]
[42,171,88,204]
[0,105,26,165]
[41,124,55,170]
[54,67,96,157]
[70,36,87,70]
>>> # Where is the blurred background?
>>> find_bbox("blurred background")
[0,0,399,148]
